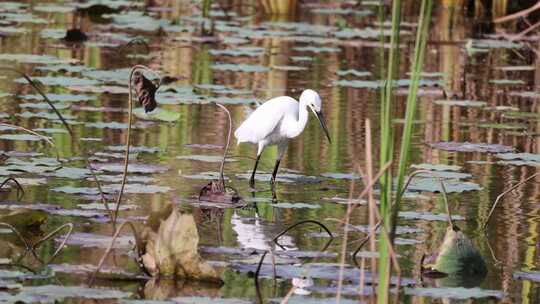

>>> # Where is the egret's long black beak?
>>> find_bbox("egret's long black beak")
[315,111,332,143]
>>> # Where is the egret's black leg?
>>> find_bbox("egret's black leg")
[250,154,261,186]
[270,159,281,186]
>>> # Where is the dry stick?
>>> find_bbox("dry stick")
[213,103,232,190]
[399,170,454,228]
[0,177,25,201]
[509,19,540,41]
[358,256,366,301]
[4,69,113,218]
[113,65,161,223]
[32,223,73,265]
[336,179,356,303]
[88,220,144,286]
[0,222,32,253]
[483,171,540,230]
[336,161,392,301]
[0,122,59,161]
[494,1,540,23]
[364,119,377,295]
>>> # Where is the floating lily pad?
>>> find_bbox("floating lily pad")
[478,122,528,130]
[399,211,465,221]
[497,65,535,71]
[0,134,45,141]
[177,155,233,163]
[209,47,264,57]
[336,69,371,77]
[405,178,481,193]
[434,100,486,107]
[489,79,526,85]
[21,93,95,102]
[320,172,360,179]
[91,162,168,174]
[212,63,269,73]
[404,287,503,299]
[411,163,461,172]
[271,202,320,209]
[133,107,180,122]
[0,54,77,64]
[0,285,131,302]
[429,141,514,153]
[236,172,322,183]
[514,271,540,282]
[15,76,99,86]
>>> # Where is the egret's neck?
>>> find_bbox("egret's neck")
[288,101,309,138]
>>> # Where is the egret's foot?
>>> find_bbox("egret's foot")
[249,176,256,188]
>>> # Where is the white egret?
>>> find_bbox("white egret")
[234,89,331,186]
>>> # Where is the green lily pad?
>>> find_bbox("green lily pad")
[404,287,503,299]
[336,69,371,77]
[271,202,320,209]
[211,63,269,73]
[489,79,526,85]
[411,163,461,172]
[0,285,131,302]
[0,134,45,141]
[399,211,465,221]
[405,178,481,193]
[15,76,100,86]
[133,108,180,122]
[434,100,486,107]
[429,141,514,153]
[177,155,233,162]
[0,54,78,64]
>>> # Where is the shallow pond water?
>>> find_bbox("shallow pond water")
[0,0,540,303]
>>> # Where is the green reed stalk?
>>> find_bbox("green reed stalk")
[377,0,401,301]
[391,0,433,241]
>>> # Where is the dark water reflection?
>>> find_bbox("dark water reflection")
[1,0,540,303]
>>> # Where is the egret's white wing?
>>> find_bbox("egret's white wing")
[234,96,297,144]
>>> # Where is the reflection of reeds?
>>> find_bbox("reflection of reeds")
[259,0,297,16]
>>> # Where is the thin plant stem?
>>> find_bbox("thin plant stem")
[113,65,161,223]
[33,223,73,265]
[483,171,540,230]
[0,177,25,201]
[213,103,232,190]
[88,220,144,286]
[2,69,112,219]
[336,179,355,303]
[0,122,59,161]
[364,119,377,288]
[400,170,454,228]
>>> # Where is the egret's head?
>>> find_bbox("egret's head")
[300,89,331,143]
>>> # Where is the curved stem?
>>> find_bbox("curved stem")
[0,177,25,201]
[213,103,232,190]
[483,171,540,230]
[273,220,333,250]
[113,65,161,223]
[0,222,33,253]
[33,223,73,265]
[0,122,60,162]
[399,169,454,228]
[2,68,112,219]
[88,220,145,286]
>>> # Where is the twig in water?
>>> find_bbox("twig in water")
[214,103,232,190]
[0,222,32,253]
[399,169,454,228]
[88,220,145,286]
[273,220,333,251]
[494,2,540,23]
[0,177,25,201]
[1,69,112,219]
[32,223,73,265]
[0,122,60,162]
[483,171,540,230]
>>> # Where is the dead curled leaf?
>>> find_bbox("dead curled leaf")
[141,210,222,283]
[133,71,158,113]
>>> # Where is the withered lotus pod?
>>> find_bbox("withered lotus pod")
[133,71,157,113]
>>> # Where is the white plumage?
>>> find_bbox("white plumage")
[234,89,331,186]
